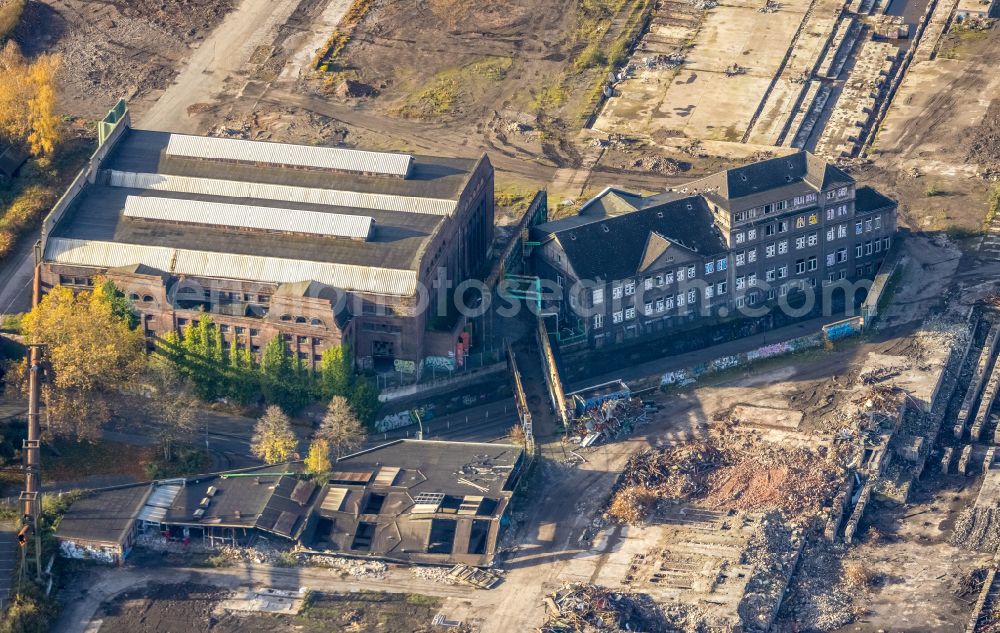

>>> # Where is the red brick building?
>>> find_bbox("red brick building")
[39,109,493,372]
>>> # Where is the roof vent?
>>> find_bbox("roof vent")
[739,174,748,182]
[234,510,241,520]
[657,211,664,218]
[686,203,693,210]
[193,508,205,519]
[206,486,217,497]
[786,160,794,168]
[602,225,610,233]
[199,497,211,508]
[785,175,793,182]
[570,234,577,240]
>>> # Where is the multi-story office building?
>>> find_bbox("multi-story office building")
[39,107,494,371]
[531,152,896,349]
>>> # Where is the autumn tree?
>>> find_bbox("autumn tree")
[0,41,60,157]
[26,52,59,157]
[22,279,146,440]
[251,405,297,464]
[317,395,366,459]
[304,438,332,477]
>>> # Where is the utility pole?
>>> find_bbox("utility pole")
[20,248,43,583]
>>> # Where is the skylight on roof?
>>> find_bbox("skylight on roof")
[123,195,373,241]
[165,134,413,177]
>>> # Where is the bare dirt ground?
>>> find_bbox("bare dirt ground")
[95,584,449,633]
[868,25,1000,234]
[12,0,234,118]
[826,477,993,632]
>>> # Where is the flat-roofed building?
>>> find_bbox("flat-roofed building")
[39,105,494,370]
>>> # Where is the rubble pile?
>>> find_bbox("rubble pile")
[703,434,841,516]
[606,436,840,524]
[538,583,667,632]
[737,512,803,632]
[304,554,388,577]
[411,566,456,583]
[216,543,284,565]
[952,506,1000,553]
[777,538,869,630]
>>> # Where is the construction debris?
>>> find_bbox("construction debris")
[302,554,388,578]
[448,564,501,589]
[571,398,648,447]
[538,583,667,632]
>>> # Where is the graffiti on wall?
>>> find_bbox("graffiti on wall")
[823,317,864,341]
[424,356,457,372]
[661,333,824,387]
[375,411,414,433]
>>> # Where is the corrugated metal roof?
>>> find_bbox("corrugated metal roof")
[138,483,183,523]
[165,134,413,177]
[44,237,418,296]
[122,195,373,240]
[106,170,456,216]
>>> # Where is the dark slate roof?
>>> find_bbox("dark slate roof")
[534,195,728,281]
[855,186,896,214]
[160,464,301,531]
[334,439,523,497]
[688,151,853,207]
[55,485,152,545]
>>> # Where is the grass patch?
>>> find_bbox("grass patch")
[939,22,991,59]
[986,183,1000,228]
[43,440,207,485]
[393,57,512,119]
[924,181,946,197]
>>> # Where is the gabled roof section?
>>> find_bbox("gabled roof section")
[536,195,727,281]
[579,186,644,217]
[638,232,672,273]
[687,151,854,208]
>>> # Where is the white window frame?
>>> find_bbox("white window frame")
[593,314,604,329]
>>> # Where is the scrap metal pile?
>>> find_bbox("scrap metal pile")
[571,398,648,447]
[539,583,667,633]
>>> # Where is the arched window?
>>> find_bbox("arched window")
[142,295,154,303]
[128,293,139,301]
[295,316,307,324]
[279,314,292,322]
[310,318,324,327]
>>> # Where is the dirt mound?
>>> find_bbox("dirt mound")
[334,79,377,99]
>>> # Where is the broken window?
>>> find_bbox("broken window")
[351,522,376,551]
[427,519,457,554]
[468,519,491,555]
